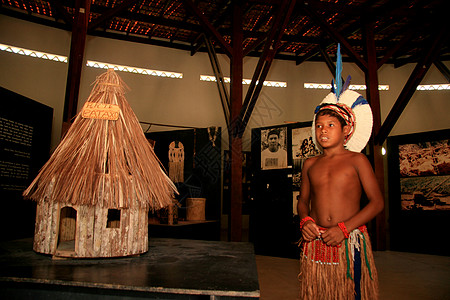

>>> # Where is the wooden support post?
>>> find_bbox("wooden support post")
[63,0,90,136]
[363,20,386,250]
[229,1,243,242]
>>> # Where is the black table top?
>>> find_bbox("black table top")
[0,237,260,298]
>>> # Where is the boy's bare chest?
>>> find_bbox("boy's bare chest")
[308,158,357,185]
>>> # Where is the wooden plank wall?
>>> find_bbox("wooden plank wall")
[33,199,149,257]
[33,201,59,254]
[77,205,94,257]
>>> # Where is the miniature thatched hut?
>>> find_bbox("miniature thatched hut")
[23,69,177,258]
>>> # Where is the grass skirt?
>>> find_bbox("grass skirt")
[299,228,379,300]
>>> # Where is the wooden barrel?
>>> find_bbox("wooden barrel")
[186,198,206,221]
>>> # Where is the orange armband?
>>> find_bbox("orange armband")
[300,216,315,230]
[338,222,350,239]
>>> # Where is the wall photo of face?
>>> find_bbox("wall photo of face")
[260,127,287,170]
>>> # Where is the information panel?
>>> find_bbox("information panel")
[0,87,53,240]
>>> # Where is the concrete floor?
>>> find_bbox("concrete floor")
[255,251,450,300]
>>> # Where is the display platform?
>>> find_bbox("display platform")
[149,219,220,240]
[0,238,260,299]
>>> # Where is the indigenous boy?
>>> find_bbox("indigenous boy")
[297,99,384,299]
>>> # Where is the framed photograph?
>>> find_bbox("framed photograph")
[387,129,450,255]
[388,129,450,212]
[291,123,321,191]
[260,126,288,170]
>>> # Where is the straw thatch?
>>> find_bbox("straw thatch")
[23,69,177,210]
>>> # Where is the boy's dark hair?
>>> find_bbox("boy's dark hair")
[315,109,347,128]
[267,129,280,138]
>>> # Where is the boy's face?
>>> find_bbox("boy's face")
[267,134,279,151]
[315,114,350,149]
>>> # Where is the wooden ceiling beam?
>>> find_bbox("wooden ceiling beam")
[88,0,140,31]
[238,0,296,137]
[146,0,177,39]
[190,1,233,55]
[295,0,417,68]
[190,33,206,56]
[377,31,413,69]
[294,16,362,65]
[319,44,340,80]
[47,0,73,25]
[89,4,200,32]
[1,0,447,65]
[300,2,367,71]
[243,32,269,56]
[204,35,231,127]
[183,0,232,57]
[190,1,234,55]
[241,6,273,56]
[375,24,450,145]
[295,45,321,65]
[434,60,450,83]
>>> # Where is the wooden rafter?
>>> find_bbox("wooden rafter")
[204,35,231,127]
[300,2,367,71]
[48,0,73,25]
[190,4,233,56]
[434,60,450,83]
[88,0,140,31]
[375,24,450,145]
[237,0,296,137]
[319,44,342,80]
[377,31,413,69]
[183,0,232,57]
[1,0,447,64]
[294,19,361,65]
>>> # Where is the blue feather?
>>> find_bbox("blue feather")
[342,75,352,94]
[335,44,342,98]
[351,96,369,109]
[314,105,321,114]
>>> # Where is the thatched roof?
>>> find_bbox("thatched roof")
[23,69,177,210]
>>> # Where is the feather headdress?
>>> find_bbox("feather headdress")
[312,44,373,153]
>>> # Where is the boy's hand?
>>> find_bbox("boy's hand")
[320,226,345,246]
[301,221,321,241]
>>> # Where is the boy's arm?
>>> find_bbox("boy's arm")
[297,158,320,241]
[297,159,311,218]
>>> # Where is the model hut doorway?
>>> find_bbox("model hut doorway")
[24,69,177,258]
[57,206,77,253]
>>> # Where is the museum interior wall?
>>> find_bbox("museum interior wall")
[1,15,449,252]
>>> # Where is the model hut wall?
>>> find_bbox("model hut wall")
[23,69,177,258]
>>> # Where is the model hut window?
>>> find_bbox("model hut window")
[106,209,121,228]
